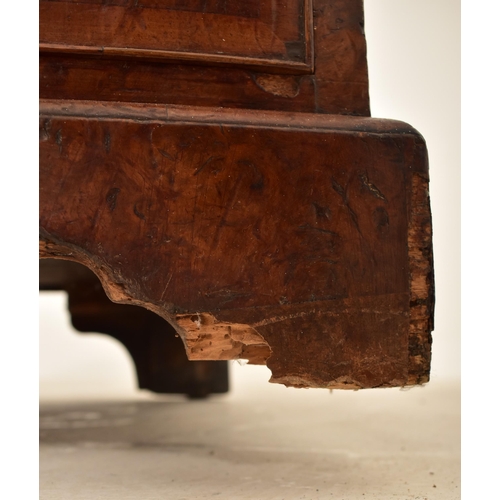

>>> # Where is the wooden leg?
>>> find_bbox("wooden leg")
[40,259,229,398]
[40,102,434,389]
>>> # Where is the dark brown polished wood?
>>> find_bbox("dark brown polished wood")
[40,0,370,115]
[39,0,434,391]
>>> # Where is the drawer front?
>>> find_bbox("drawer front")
[40,0,313,72]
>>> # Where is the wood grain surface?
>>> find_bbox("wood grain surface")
[39,100,434,389]
[40,0,313,71]
[40,0,369,115]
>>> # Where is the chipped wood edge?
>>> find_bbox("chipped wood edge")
[406,166,435,386]
[176,313,271,364]
[40,236,272,366]
[40,115,435,389]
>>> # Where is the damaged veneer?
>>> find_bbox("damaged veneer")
[176,313,271,365]
[39,101,434,390]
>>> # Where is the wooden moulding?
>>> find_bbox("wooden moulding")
[39,99,434,389]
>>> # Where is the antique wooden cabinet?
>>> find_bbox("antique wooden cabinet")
[39,0,434,395]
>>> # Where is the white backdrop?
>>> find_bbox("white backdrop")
[39,0,460,399]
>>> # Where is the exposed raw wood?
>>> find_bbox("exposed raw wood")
[407,171,434,385]
[176,313,271,364]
